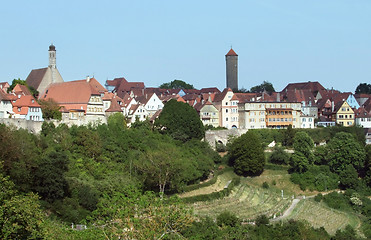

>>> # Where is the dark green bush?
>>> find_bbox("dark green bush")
[217,211,239,227]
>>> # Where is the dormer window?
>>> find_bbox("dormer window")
[18,107,21,112]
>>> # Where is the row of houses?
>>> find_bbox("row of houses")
[2,76,371,133]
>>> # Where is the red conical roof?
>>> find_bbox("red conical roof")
[226,48,238,56]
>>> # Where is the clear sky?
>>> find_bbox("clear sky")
[1,0,370,92]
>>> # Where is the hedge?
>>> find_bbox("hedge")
[182,167,233,193]
[182,177,241,203]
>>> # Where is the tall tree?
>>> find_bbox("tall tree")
[355,83,371,94]
[0,172,45,239]
[325,132,366,173]
[290,132,314,173]
[38,99,62,120]
[229,131,265,176]
[250,81,275,94]
[159,79,194,89]
[282,125,295,146]
[155,99,205,142]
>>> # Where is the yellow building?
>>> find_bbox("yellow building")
[334,101,354,127]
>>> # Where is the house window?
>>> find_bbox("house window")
[226,109,228,113]
[226,117,228,121]
[18,107,21,112]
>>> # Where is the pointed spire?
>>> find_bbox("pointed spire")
[226,48,238,56]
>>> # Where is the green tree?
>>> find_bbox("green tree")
[39,98,62,120]
[289,132,314,173]
[355,83,371,94]
[134,142,195,195]
[293,131,314,160]
[364,145,371,187]
[325,132,366,173]
[107,112,127,131]
[269,146,290,165]
[7,78,39,97]
[339,165,359,189]
[93,190,194,239]
[159,79,194,89]
[0,173,45,239]
[229,131,265,176]
[33,150,69,202]
[250,81,275,94]
[216,211,239,228]
[155,99,205,142]
[282,125,295,147]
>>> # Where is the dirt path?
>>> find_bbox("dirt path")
[271,199,300,221]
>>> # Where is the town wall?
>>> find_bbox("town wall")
[205,129,248,149]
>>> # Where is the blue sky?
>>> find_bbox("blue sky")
[1,0,370,92]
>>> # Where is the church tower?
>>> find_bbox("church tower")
[225,48,238,90]
[48,44,56,69]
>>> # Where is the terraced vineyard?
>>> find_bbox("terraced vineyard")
[185,175,291,221]
[286,199,361,235]
[180,168,362,235]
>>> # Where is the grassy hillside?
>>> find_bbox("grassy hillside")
[287,199,361,235]
[180,167,363,235]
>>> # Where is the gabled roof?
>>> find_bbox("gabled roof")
[213,88,232,102]
[194,100,216,112]
[25,67,48,90]
[40,79,100,104]
[12,95,40,108]
[226,48,238,56]
[0,82,10,92]
[183,89,200,94]
[135,93,158,106]
[234,93,257,103]
[355,107,371,118]
[281,89,315,104]
[81,78,107,93]
[200,87,220,94]
[281,81,326,94]
[13,84,32,96]
[0,90,13,101]
[106,97,123,112]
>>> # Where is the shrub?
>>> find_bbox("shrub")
[314,193,323,202]
[216,211,239,227]
[262,182,269,189]
[269,147,290,165]
[255,214,269,226]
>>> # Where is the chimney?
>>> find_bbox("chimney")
[86,76,90,82]
[331,101,335,112]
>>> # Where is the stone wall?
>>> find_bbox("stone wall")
[205,129,248,149]
[0,117,107,134]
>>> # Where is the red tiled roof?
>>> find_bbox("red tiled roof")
[200,87,220,94]
[213,88,232,102]
[281,81,326,94]
[40,79,100,104]
[226,48,238,56]
[12,95,40,107]
[13,84,32,96]
[0,91,12,101]
[106,97,123,112]
[234,93,257,103]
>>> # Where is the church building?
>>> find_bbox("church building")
[25,44,64,97]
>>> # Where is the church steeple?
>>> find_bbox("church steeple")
[48,44,56,69]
